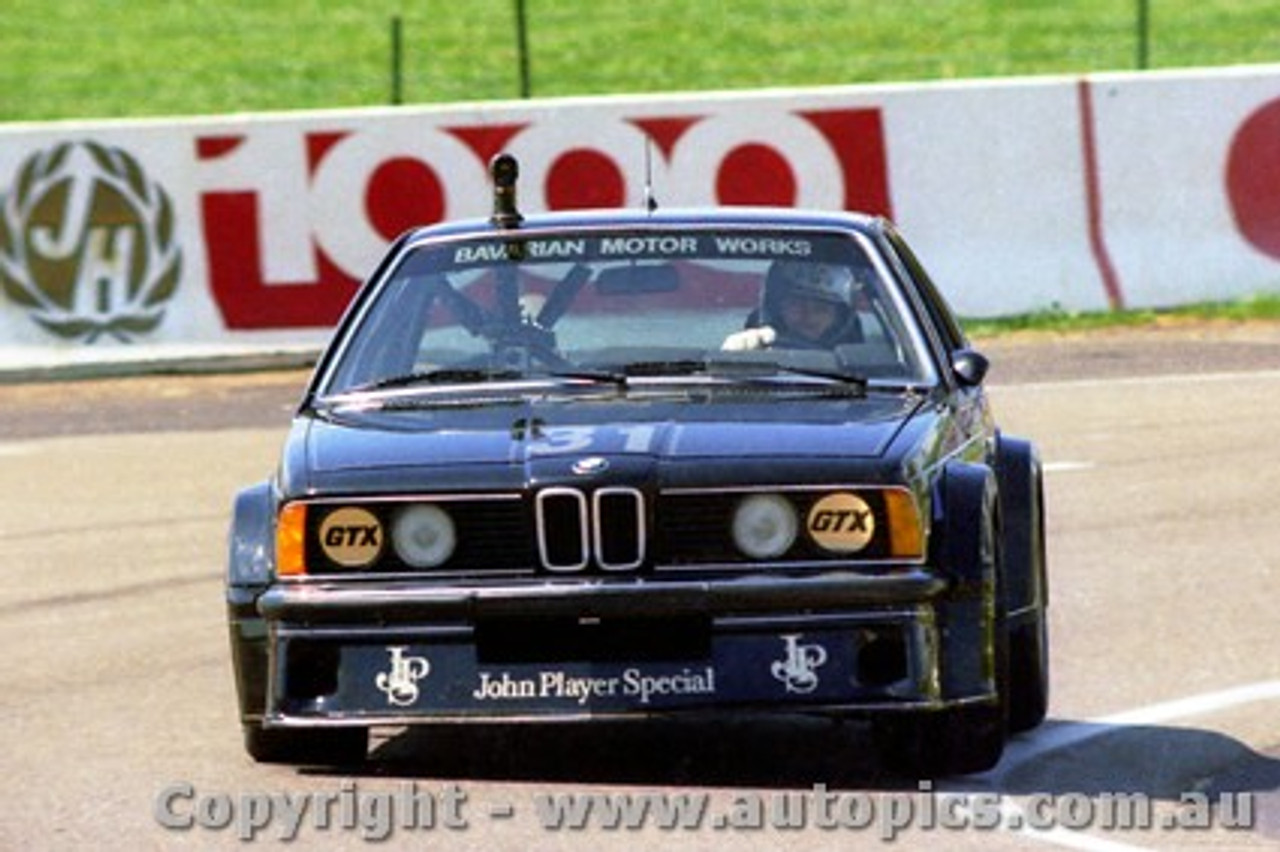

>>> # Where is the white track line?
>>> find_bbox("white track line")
[1096,680,1280,727]
[996,680,1280,763]
[1043,461,1095,474]
[959,680,1280,851]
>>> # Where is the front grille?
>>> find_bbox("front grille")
[537,488,589,570]
[537,487,645,572]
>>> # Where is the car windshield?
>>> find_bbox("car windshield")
[319,227,936,397]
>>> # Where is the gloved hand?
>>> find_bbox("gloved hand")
[721,326,777,351]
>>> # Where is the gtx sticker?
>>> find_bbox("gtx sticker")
[770,634,828,694]
[318,506,383,568]
[375,647,431,707]
[807,492,875,553]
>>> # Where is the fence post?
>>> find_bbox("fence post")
[390,15,404,104]
[515,0,531,97]
[1136,0,1150,69]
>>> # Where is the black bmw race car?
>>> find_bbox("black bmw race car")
[226,156,1048,776]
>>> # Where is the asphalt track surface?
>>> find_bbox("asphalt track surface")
[1,321,1277,850]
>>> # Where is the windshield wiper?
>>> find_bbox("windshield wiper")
[350,367,525,392]
[768,363,868,388]
[617,357,865,389]
[618,358,710,377]
[547,368,629,387]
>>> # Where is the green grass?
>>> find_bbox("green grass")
[3,0,1279,122]
[962,292,1280,337]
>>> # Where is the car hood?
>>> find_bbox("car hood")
[295,392,930,485]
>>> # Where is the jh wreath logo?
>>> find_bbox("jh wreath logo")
[0,140,182,343]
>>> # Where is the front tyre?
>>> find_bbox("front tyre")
[1008,611,1049,733]
[996,436,1050,733]
[881,462,1007,777]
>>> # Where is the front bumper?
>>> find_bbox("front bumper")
[233,569,997,727]
[258,569,946,622]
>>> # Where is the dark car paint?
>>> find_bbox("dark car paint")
[294,392,929,485]
[226,204,1047,775]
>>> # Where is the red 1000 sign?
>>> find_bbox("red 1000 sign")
[196,106,891,329]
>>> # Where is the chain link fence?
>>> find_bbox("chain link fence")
[3,0,1278,122]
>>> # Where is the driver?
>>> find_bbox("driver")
[722,261,862,350]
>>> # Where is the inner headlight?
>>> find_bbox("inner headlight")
[732,494,798,559]
[392,504,457,568]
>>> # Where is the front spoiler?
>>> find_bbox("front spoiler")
[265,614,949,725]
[251,570,998,727]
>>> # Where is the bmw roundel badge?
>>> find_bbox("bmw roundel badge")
[572,456,610,476]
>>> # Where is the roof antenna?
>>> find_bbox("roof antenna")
[643,140,658,212]
[490,153,523,229]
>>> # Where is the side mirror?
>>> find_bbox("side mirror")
[951,348,990,387]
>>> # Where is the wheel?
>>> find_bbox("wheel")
[1007,610,1050,732]
[996,436,1050,733]
[876,467,1007,777]
[243,724,368,766]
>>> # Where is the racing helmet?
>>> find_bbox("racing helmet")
[761,261,861,345]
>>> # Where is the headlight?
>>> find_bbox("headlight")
[392,504,457,568]
[732,494,798,559]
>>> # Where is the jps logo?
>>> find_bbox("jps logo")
[807,492,875,553]
[0,140,182,342]
[770,634,828,694]
[318,506,383,568]
[375,646,431,707]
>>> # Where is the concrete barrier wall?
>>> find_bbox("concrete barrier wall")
[1,65,1278,369]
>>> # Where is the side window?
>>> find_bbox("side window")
[885,228,968,353]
